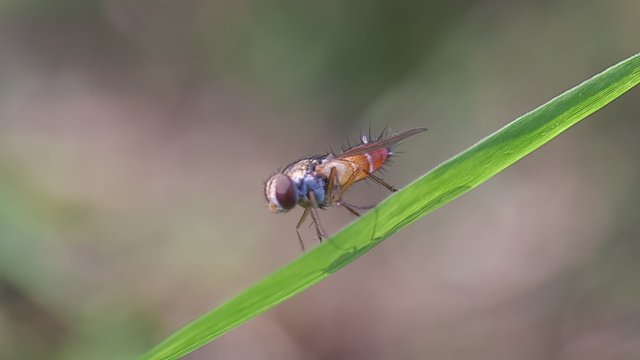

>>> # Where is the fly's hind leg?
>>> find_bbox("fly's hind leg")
[362,169,397,192]
[340,202,375,210]
[339,203,361,217]
[327,167,372,218]
[337,201,378,217]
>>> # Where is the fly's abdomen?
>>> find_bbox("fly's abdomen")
[366,148,391,173]
[341,147,391,182]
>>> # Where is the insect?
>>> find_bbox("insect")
[264,127,427,250]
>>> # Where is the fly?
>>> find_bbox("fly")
[265,127,427,250]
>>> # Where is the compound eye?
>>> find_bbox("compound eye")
[266,174,298,212]
[274,174,297,210]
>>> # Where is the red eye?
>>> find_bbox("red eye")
[275,175,297,210]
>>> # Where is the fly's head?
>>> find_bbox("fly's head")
[264,173,298,213]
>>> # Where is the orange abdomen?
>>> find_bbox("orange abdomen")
[341,148,391,182]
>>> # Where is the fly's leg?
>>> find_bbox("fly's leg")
[326,166,381,218]
[308,191,327,241]
[295,208,310,251]
[338,168,394,216]
[325,166,338,202]
[325,165,354,210]
[340,203,361,217]
[362,169,397,192]
[337,201,377,217]
[309,209,324,241]
[326,166,358,204]
[341,171,359,197]
[331,168,369,217]
[340,202,375,210]
[335,169,359,200]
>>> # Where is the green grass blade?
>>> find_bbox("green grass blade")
[140,52,640,360]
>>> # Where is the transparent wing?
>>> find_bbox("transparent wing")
[336,128,427,159]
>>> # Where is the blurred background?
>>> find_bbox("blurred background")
[0,1,639,359]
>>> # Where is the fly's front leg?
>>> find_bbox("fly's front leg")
[295,208,310,251]
[307,191,327,241]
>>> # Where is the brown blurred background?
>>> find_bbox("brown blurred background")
[0,1,639,359]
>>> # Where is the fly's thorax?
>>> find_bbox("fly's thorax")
[282,157,328,208]
[316,159,354,185]
[297,174,326,207]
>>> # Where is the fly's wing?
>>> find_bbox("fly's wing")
[336,128,427,159]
